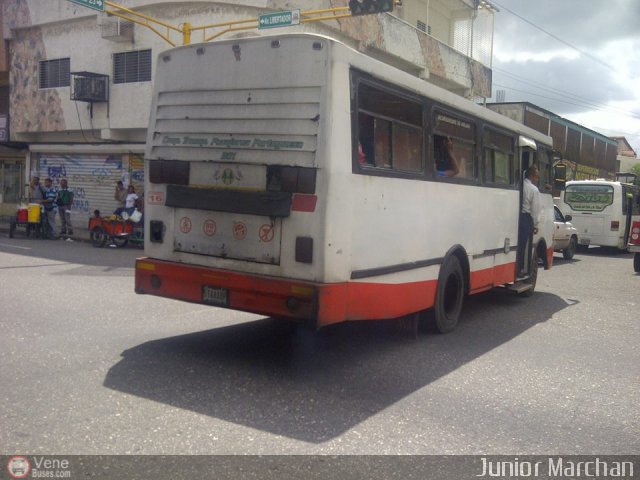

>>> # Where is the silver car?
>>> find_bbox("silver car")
[553,206,579,260]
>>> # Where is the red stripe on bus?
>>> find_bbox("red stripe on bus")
[469,262,516,294]
[291,194,317,212]
[135,259,522,328]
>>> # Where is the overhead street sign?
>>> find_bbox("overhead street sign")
[258,9,301,29]
[67,0,105,12]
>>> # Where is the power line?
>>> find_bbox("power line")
[491,0,617,73]
[493,67,640,120]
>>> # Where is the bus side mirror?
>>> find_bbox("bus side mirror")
[564,214,572,222]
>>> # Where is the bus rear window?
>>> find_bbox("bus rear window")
[565,185,614,212]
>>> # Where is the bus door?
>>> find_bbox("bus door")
[518,146,534,276]
[623,185,640,246]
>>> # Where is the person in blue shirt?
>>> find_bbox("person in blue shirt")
[41,178,58,239]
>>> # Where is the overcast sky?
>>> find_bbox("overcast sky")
[489,0,640,155]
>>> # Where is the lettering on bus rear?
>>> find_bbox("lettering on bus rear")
[564,185,614,212]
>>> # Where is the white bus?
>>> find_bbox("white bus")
[135,33,555,333]
[557,179,640,250]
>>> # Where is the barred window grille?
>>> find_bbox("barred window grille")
[113,49,152,84]
[417,20,430,34]
[39,58,71,89]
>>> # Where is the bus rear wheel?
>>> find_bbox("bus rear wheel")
[433,255,464,333]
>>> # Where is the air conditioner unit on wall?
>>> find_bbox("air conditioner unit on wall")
[99,14,134,42]
[71,72,109,103]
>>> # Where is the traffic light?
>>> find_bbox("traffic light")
[349,0,394,16]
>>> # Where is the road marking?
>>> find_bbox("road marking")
[0,243,32,250]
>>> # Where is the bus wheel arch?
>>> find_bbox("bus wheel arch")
[433,247,468,334]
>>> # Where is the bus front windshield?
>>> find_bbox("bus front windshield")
[564,184,614,212]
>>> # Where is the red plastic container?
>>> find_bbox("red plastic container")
[17,208,28,223]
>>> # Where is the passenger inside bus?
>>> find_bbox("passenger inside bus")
[434,135,460,177]
[358,113,375,166]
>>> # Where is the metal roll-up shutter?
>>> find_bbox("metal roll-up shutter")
[38,153,125,229]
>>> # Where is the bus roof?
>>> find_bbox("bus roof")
[157,33,553,150]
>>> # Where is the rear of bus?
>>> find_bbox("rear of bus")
[559,181,625,249]
[136,34,344,327]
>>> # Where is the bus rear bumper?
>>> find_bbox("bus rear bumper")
[135,257,318,324]
[134,257,440,328]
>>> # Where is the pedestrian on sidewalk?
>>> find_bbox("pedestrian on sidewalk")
[28,176,46,202]
[56,178,74,237]
[41,178,58,239]
[114,181,126,213]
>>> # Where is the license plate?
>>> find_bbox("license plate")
[202,285,228,306]
[579,238,591,245]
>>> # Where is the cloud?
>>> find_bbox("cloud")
[489,0,640,153]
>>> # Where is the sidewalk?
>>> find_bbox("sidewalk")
[0,214,92,243]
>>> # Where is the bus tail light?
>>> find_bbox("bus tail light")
[610,221,620,231]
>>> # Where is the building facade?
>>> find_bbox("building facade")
[612,136,639,175]
[1,0,496,229]
[487,102,619,184]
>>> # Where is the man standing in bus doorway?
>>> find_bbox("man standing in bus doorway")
[518,165,541,276]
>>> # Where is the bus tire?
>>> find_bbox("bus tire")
[433,255,464,334]
[634,253,640,273]
[519,248,538,297]
[563,236,577,260]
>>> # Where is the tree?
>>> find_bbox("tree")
[630,163,640,186]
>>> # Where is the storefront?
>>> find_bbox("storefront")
[29,145,144,233]
[0,145,28,218]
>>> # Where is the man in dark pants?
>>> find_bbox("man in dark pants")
[56,178,74,237]
[518,165,541,276]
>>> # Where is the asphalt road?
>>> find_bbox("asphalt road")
[0,235,638,455]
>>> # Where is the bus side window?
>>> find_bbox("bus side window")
[483,129,514,186]
[432,111,475,179]
[358,112,375,166]
[374,118,391,168]
[355,81,423,174]
[434,135,459,177]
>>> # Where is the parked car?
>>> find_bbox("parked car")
[553,206,579,260]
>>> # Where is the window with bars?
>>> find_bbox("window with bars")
[39,58,71,89]
[417,20,430,34]
[113,49,152,84]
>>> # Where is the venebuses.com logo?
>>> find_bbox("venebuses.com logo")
[6,456,72,478]
[7,456,30,479]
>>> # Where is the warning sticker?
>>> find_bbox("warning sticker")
[232,221,247,240]
[179,217,192,234]
[203,219,217,236]
[147,191,165,205]
[259,224,275,243]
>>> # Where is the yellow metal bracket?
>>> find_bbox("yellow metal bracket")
[102,1,399,46]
